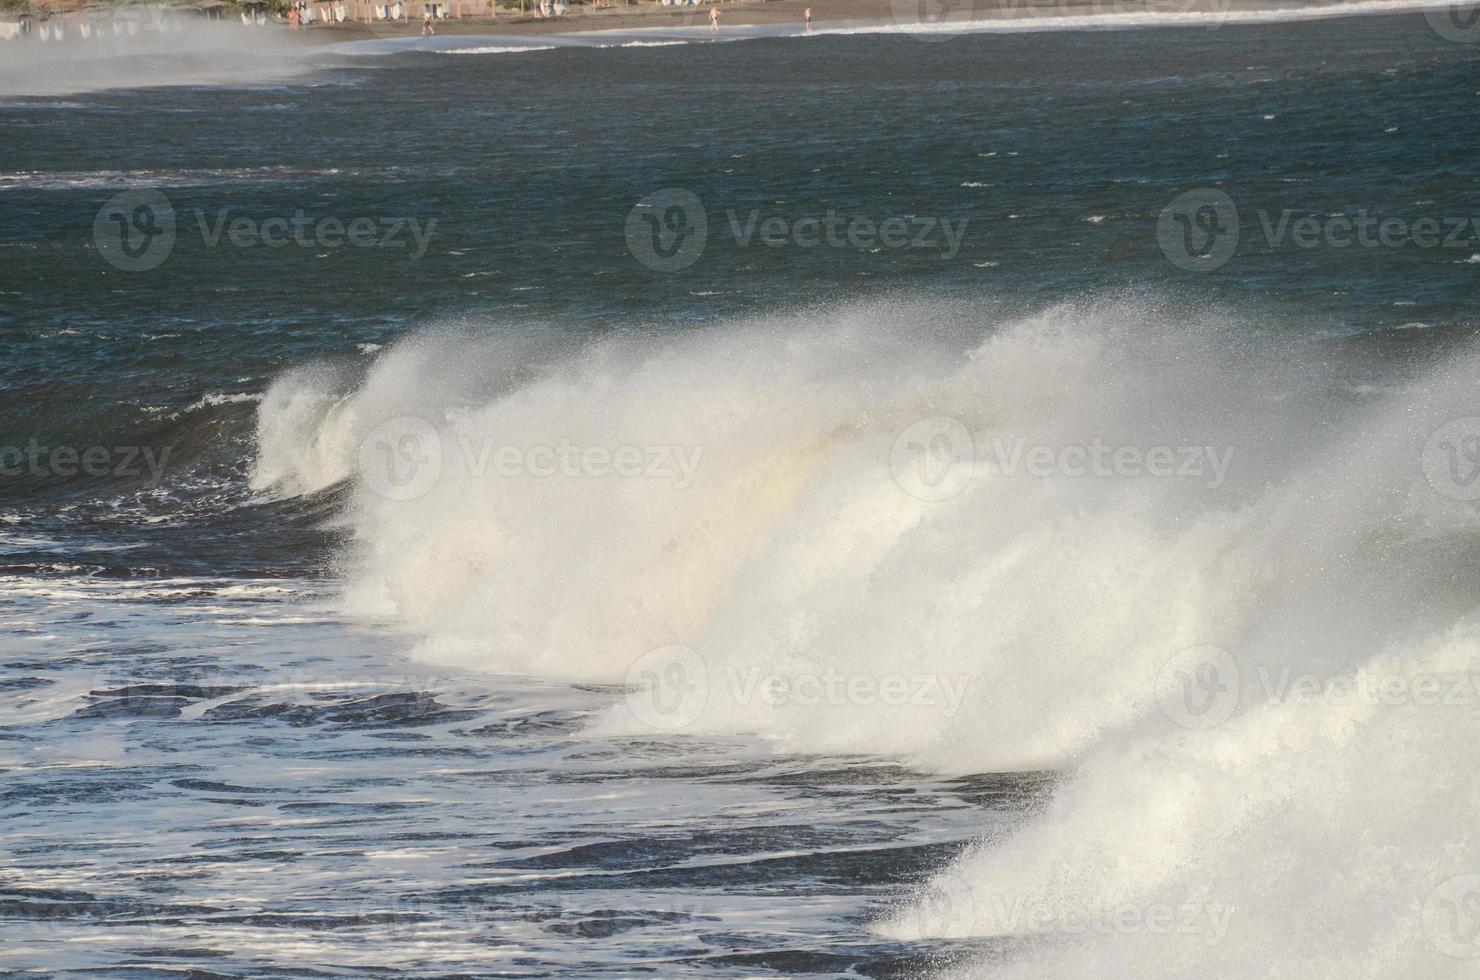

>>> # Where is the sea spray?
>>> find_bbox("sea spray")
[252,295,1336,764]
[252,295,1480,977]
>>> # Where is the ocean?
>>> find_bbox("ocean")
[3,5,1480,978]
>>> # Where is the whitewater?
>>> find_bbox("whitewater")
[249,295,1480,978]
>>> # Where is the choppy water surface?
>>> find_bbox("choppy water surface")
[5,8,1480,979]
[1,576,1049,977]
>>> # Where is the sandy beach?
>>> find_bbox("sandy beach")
[8,0,1404,41]
[281,0,1396,39]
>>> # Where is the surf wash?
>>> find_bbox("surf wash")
[193,209,436,259]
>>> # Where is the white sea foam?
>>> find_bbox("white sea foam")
[252,296,1480,977]
[0,167,366,192]
[442,44,558,55]
[0,20,316,97]
[817,0,1480,38]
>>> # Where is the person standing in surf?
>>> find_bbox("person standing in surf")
[804,6,811,31]
[709,5,719,33]
[422,5,434,34]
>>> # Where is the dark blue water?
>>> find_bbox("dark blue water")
[4,12,1477,577]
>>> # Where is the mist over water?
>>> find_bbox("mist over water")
[0,19,318,96]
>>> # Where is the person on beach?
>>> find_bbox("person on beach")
[709,5,719,33]
[804,6,811,30]
[422,6,434,33]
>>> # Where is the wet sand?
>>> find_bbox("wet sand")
[265,0,1375,41]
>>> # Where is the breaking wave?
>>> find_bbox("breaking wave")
[251,295,1480,977]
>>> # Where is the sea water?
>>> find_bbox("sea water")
[4,7,1480,977]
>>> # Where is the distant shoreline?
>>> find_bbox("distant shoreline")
[4,0,1457,42]
[277,0,1460,41]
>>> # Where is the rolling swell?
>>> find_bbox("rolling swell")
[1,392,342,578]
